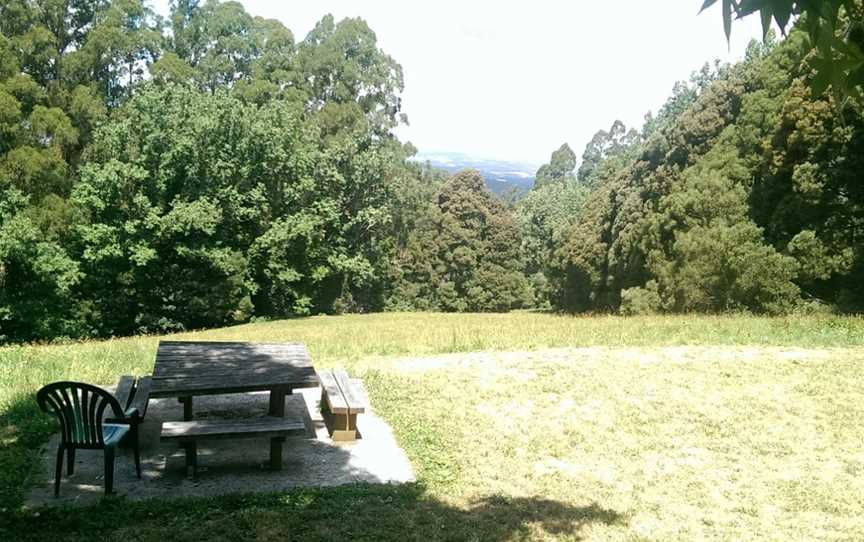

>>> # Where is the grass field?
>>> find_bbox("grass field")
[2,312,863,540]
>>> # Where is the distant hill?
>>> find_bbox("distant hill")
[413,152,536,197]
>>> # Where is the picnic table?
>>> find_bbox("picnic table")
[150,340,321,474]
[150,340,320,420]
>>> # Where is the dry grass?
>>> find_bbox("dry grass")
[3,312,862,395]
[364,346,864,540]
[2,313,864,540]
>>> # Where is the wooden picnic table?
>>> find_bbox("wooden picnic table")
[149,340,320,421]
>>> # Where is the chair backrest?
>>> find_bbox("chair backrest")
[36,382,125,447]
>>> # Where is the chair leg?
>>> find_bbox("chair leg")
[67,446,76,475]
[131,424,141,479]
[54,444,65,497]
[104,445,116,496]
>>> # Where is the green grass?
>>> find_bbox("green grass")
[2,312,863,540]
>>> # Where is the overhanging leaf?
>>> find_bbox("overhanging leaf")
[699,0,720,13]
[760,7,772,40]
[770,0,793,32]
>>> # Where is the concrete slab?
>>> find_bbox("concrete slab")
[25,382,414,508]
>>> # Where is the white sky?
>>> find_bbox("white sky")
[152,1,765,166]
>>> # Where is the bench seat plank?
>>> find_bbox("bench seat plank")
[319,371,349,414]
[319,368,365,441]
[161,416,307,441]
[333,369,365,414]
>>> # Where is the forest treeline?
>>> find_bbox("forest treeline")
[1,0,862,343]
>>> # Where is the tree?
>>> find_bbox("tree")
[518,144,588,307]
[389,170,531,312]
[577,120,641,184]
[0,0,415,341]
[72,80,405,334]
[166,0,258,92]
[0,0,158,341]
[552,28,854,315]
[297,15,405,134]
[752,77,864,308]
[65,0,161,105]
[534,143,576,188]
[633,154,800,314]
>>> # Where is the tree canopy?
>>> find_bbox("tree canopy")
[1,0,862,343]
[552,28,863,315]
[0,0,411,341]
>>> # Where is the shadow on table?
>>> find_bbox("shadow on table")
[153,340,313,375]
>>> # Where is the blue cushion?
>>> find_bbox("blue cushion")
[102,423,130,446]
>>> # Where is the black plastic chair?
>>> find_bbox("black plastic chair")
[36,381,142,496]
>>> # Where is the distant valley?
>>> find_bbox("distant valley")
[413,152,537,197]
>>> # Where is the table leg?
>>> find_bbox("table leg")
[179,396,193,421]
[268,388,290,470]
[184,442,197,479]
[269,437,284,470]
[268,388,286,417]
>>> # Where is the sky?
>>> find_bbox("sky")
[153,1,766,166]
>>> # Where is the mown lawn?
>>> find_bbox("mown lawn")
[1,313,863,540]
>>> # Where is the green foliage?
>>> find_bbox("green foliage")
[0,0,412,341]
[0,0,162,341]
[0,189,84,340]
[71,80,407,333]
[298,15,405,132]
[577,120,641,184]
[516,146,588,307]
[72,85,255,332]
[641,147,800,314]
[534,143,576,188]
[2,0,863,341]
[554,28,862,315]
[651,221,800,313]
[387,170,531,312]
[620,282,662,315]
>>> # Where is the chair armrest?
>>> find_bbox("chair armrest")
[124,406,140,421]
[106,407,139,425]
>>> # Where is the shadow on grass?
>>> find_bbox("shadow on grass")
[0,392,54,509]
[3,380,625,541]
[3,483,625,541]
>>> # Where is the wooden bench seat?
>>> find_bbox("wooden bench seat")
[161,413,309,477]
[319,368,365,441]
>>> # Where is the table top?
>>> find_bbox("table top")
[150,340,320,398]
